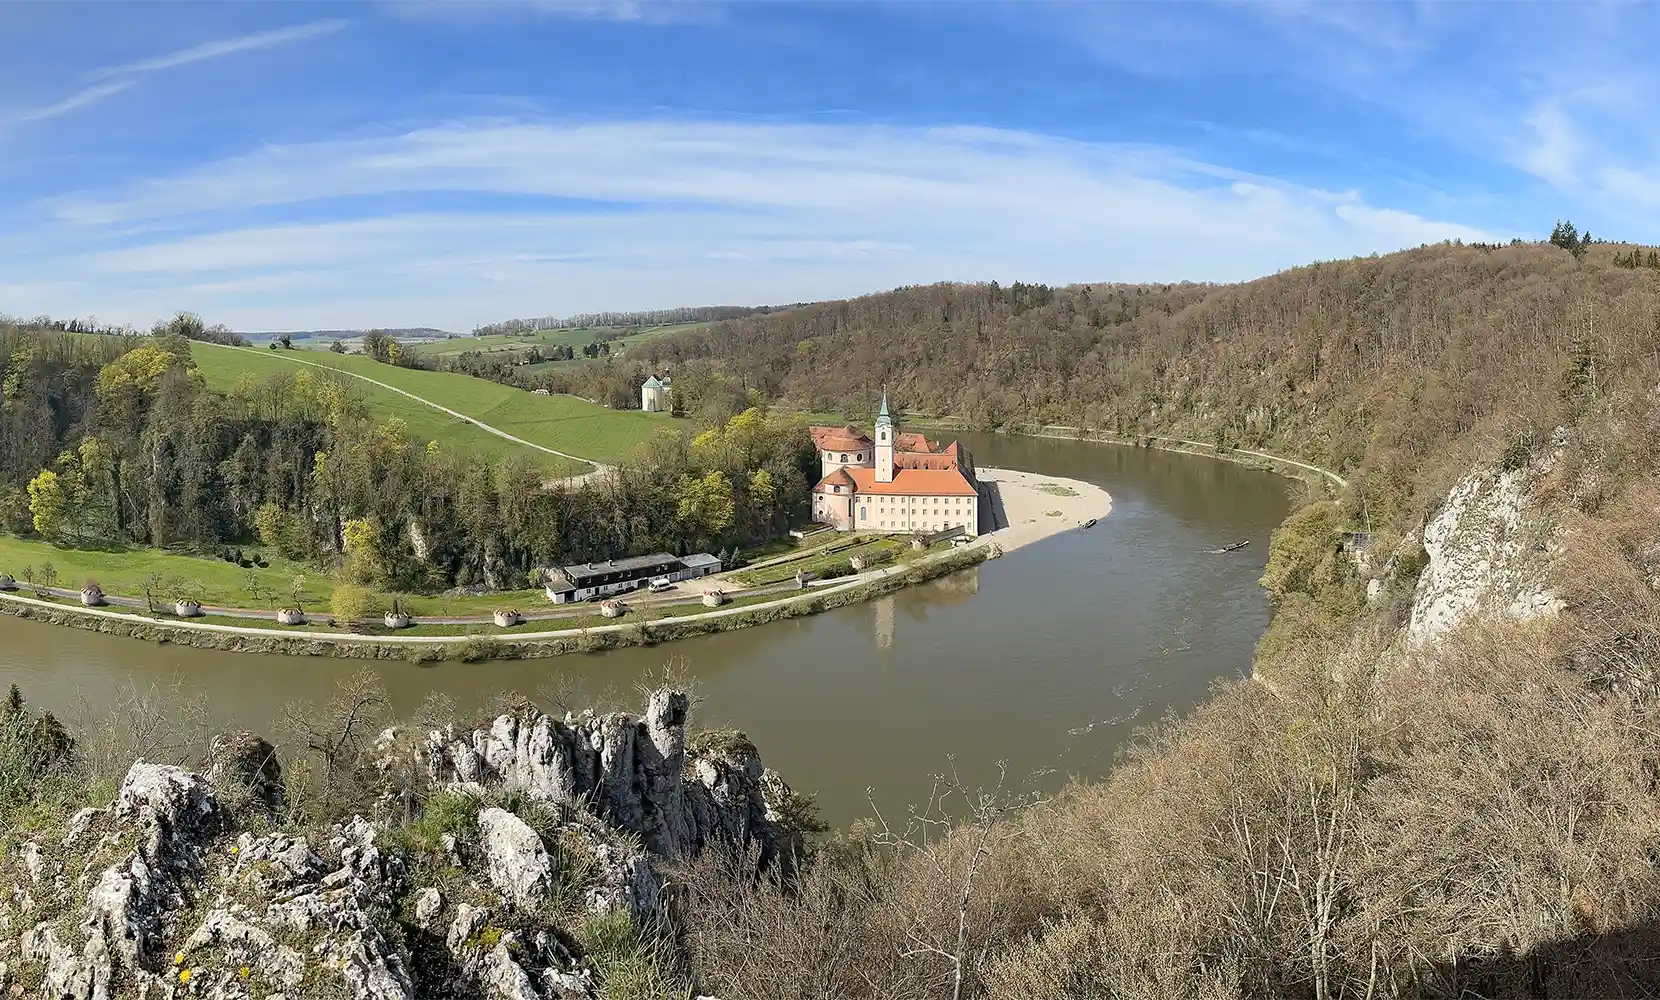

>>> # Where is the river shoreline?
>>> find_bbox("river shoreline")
[0,432,1289,825]
[0,465,1113,658]
[0,539,993,660]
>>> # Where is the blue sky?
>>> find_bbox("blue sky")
[0,1,1652,332]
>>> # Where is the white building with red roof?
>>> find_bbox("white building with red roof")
[810,393,981,536]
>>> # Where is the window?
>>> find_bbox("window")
[856,453,863,461]
[860,507,867,521]
[840,453,847,462]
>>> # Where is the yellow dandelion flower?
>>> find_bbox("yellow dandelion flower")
[178,969,191,984]
[240,966,251,979]
[174,951,186,966]
[229,845,239,854]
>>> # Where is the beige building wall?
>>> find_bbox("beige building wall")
[819,447,871,480]
[853,493,977,537]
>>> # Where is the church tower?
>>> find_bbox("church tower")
[875,390,894,483]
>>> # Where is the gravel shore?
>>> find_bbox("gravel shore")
[974,466,1115,552]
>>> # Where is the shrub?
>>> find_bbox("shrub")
[457,636,514,662]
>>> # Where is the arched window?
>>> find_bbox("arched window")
[860,507,868,521]
[840,453,848,462]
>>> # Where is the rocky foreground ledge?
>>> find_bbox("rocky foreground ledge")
[0,689,792,1000]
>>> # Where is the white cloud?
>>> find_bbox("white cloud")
[16,82,134,123]
[1518,101,1583,189]
[85,20,349,81]
[381,1,717,26]
[9,21,347,126]
[9,120,1493,331]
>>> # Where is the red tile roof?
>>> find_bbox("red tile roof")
[809,425,873,451]
[894,452,957,471]
[895,431,940,452]
[814,465,978,497]
[818,467,856,490]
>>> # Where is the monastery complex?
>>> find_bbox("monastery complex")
[810,395,982,537]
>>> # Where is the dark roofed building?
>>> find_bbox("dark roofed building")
[543,551,725,603]
[544,552,684,603]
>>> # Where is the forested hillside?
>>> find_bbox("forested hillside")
[642,240,1657,535]
[640,235,1660,998]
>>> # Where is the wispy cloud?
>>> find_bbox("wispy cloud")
[1519,101,1582,190]
[12,120,1493,331]
[17,82,134,123]
[383,1,717,26]
[11,20,347,126]
[85,19,349,81]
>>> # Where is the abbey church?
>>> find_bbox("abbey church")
[809,394,981,537]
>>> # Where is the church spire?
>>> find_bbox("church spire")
[874,386,894,483]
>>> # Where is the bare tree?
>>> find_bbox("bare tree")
[867,758,1014,1000]
[277,670,393,823]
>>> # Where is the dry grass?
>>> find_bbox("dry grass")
[682,620,1660,1000]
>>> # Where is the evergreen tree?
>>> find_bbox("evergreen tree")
[1550,220,1587,257]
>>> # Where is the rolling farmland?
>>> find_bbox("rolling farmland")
[191,344,669,467]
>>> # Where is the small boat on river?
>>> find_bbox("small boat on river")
[1208,539,1250,553]
[1080,518,1098,530]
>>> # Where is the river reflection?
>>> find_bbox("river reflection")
[0,434,1289,827]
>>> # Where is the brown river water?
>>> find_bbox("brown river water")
[0,434,1291,827]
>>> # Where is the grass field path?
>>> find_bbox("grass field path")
[223,347,607,484]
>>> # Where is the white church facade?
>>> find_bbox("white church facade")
[640,374,671,412]
[809,394,981,537]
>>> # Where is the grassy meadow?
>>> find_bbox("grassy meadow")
[0,532,563,618]
[191,343,668,465]
[191,345,585,475]
[0,533,327,608]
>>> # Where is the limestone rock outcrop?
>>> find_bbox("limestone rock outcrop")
[1407,463,1562,647]
[417,688,799,868]
[479,807,557,907]
[206,730,285,817]
[0,689,788,999]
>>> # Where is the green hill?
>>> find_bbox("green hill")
[191,345,670,468]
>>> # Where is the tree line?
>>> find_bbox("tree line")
[472,303,802,337]
[0,321,816,602]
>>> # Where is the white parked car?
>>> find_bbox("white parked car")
[647,576,674,593]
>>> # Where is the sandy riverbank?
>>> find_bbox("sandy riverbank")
[975,467,1114,553]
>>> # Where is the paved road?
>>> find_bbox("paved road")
[227,347,610,487]
[23,579,802,627]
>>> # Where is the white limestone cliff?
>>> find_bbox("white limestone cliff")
[1407,463,1562,647]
